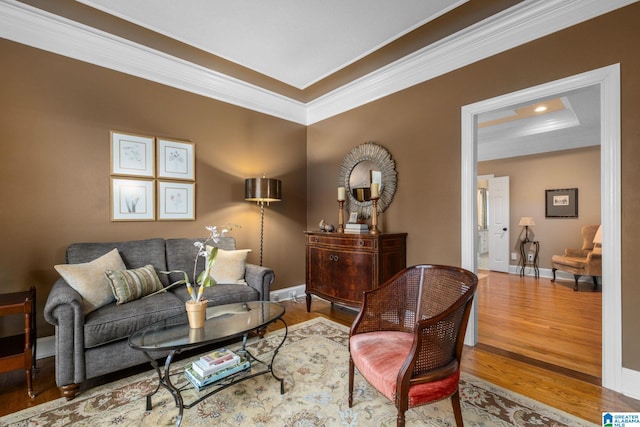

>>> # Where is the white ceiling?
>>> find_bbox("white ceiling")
[76,0,467,89]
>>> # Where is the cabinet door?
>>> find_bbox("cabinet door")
[307,246,373,304]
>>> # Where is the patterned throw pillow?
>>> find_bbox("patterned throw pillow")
[105,264,164,304]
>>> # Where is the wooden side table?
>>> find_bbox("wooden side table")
[0,287,36,398]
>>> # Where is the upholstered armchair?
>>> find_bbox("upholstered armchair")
[551,224,602,291]
[348,265,478,427]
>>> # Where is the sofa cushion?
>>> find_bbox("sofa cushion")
[165,237,237,285]
[172,283,259,306]
[66,238,169,286]
[54,248,125,314]
[105,265,164,304]
[83,292,185,348]
[206,247,251,284]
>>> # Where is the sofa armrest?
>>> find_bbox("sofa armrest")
[44,278,84,326]
[245,263,275,301]
[44,278,87,386]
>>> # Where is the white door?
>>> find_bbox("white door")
[488,176,510,272]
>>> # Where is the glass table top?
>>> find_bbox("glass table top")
[128,301,285,351]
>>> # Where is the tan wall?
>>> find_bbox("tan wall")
[307,5,640,370]
[479,147,601,269]
[0,40,307,337]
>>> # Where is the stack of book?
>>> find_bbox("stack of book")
[184,348,250,391]
[344,223,369,234]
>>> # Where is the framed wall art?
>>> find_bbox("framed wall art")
[110,131,155,177]
[158,181,195,220]
[111,178,155,221]
[157,139,195,181]
[545,188,578,218]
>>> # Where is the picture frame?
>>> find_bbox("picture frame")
[157,138,195,181]
[110,131,155,177]
[111,178,155,221]
[545,188,578,218]
[158,181,195,220]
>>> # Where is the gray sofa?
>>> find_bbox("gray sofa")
[44,237,274,400]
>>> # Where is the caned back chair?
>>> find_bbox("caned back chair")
[348,264,478,427]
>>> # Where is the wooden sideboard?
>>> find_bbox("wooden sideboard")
[304,231,407,311]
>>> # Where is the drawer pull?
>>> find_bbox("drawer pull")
[358,240,364,246]
[329,254,339,262]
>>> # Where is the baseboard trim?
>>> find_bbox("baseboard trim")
[270,284,306,303]
[36,335,55,360]
[622,367,640,400]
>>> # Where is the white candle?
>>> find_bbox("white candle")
[338,186,346,201]
[370,183,380,198]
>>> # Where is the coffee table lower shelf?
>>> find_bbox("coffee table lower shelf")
[141,319,287,427]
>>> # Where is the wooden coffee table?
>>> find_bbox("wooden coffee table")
[128,301,287,427]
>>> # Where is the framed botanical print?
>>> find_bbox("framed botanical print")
[111,178,155,221]
[110,131,155,177]
[157,139,195,181]
[158,180,195,220]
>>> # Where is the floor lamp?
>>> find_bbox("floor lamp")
[245,177,282,266]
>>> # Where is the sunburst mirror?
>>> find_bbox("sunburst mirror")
[337,142,397,219]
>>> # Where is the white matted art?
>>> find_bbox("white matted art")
[157,139,195,181]
[158,181,195,220]
[111,178,155,221]
[110,131,154,177]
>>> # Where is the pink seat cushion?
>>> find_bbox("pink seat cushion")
[350,331,460,407]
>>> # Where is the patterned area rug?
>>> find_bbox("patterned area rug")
[1,317,596,426]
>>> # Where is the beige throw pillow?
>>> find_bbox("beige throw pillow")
[206,247,251,285]
[54,248,125,314]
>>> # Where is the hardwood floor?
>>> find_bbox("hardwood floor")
[1,275,639,424]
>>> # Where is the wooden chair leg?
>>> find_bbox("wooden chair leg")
[592,276,599,291]
[348,358,354,407]
[397,410,406,427]
[451,389,464,427]
[573,275,580,291]
[551,268,557,282]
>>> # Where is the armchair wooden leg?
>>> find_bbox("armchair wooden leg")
[592,276,599,291]
[397,410,406,427]
[60,383,79,400]
[551,268,557,282]
[451,389,464,427]
[348,358,354,407]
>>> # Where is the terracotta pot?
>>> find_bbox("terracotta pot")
[185,300,208,329]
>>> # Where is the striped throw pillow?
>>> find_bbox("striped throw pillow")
[105,264,164,304]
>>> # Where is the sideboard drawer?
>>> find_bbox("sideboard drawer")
[306,234,375,250]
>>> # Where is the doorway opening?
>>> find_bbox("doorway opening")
[461,64,621,392]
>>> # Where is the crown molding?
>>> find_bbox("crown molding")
[1,0,636,126]
[306,0,637,124]
[0,0,307,124]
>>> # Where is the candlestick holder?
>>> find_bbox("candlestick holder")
[337,200,345,233]
[370,197,380,234]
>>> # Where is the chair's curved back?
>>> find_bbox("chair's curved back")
[408,265,478,379]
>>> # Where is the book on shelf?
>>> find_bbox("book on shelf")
[345,223,368,230]
[192,350,241,377]
[184,359,251,391]
[344,228,368,234]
